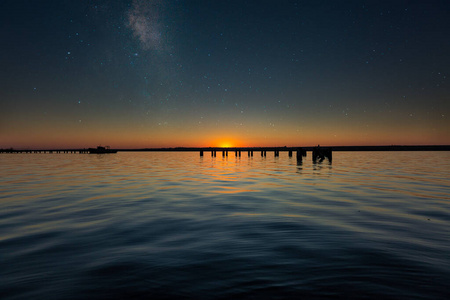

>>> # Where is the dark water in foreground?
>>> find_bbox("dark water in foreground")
[1,151,449,299]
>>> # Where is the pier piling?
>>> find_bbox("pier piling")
[312,146,332,163]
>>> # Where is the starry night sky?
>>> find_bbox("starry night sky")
[1,0,449,149]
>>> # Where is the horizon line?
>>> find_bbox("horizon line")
[2,145,450,152]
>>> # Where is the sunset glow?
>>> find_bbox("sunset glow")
[1,1,449,149]
[218,142,234,148]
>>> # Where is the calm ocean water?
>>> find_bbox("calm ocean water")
[1,151,449,299]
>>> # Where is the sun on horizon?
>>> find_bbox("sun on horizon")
[218,141,233,148]
[213,138,242,148]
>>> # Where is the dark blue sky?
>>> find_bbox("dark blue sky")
[1,1,449,148]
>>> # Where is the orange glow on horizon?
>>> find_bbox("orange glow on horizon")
[206,137,245,148]
[219,142,233,148]
[1,120,449,149]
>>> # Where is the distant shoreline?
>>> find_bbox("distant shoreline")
[1,145,450,153]
[119,145,450,152]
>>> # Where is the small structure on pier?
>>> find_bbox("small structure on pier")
[88,146,117,154]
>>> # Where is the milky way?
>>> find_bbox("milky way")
[127,0,165,52]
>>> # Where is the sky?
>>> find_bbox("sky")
[1,0,449,149]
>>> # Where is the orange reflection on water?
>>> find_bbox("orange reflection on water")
[212,186,257,194]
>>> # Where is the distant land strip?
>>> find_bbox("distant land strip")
[119,145,450,152]
[1,145,450,153]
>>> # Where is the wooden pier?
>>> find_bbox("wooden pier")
[0,145,117,154]
[201,147,309,160]
[0,149,90,154]
[194,147,309,160]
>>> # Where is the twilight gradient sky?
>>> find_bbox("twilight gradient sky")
[1,0,449,149]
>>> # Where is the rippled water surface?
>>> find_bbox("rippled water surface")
[1,151,449,299]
